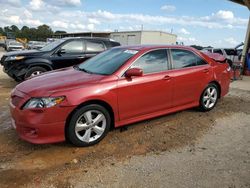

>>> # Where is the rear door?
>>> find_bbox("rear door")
[117,49,174,120]
[170,49,212,107]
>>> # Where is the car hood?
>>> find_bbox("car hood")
[4,50,46,57]
[16,67,105,96]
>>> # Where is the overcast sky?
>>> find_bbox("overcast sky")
[0,0,249,47]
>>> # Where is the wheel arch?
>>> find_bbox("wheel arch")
[27,63,53,71]
[208,81,221,98]
[65,99,115,139]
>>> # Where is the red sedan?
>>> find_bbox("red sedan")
[9,45,231,146]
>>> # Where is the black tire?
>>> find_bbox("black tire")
[24,66,47,79]
[66,104,111,147]
[199,83,219,112]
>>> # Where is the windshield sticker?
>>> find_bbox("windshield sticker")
[124,50,138,55]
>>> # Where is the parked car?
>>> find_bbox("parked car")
[0,37,120,81]
[9,45,231,146]
[202,47,238,66]
[5,40,24,51]
[27,41,47,50]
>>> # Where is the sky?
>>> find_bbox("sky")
[0,0,249,47]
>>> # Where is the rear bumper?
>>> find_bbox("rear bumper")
[9,98,75,144]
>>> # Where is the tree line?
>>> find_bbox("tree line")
[0,24,66,41]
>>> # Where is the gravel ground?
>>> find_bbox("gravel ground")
[0,48,249,188]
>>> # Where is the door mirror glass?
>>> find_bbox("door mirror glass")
[125,68,143,77]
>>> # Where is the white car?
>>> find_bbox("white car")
[6,41,24,51]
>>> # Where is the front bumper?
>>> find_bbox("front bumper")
[2,62,27,81]
[9,89,75,144]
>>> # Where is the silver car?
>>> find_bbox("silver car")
[6,41,24,51]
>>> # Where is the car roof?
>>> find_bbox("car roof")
[114,45,196,51]
[62,37,115,42]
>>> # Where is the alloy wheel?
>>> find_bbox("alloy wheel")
[31,71,42,77]
[203,86,218,109]
[74,110,106,143]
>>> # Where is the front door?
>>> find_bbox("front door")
[51,40,86,69]
[117,49,174,121]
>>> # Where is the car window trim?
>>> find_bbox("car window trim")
[169,48,209,70]
[120,48,170,77]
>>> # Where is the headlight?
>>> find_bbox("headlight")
[23,96,65,109]
[6,56,25,61]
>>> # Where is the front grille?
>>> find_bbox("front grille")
[4,62,13,70]
[11,96,23,107]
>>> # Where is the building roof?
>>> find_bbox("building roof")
[111,30,177,37]
[229,0,250,9]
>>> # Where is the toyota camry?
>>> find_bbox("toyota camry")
[9,45,231,146]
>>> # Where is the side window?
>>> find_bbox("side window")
[131,49,168,74]
[61,40,84,53]
[86,40,105,52]
[213,49,223,55]
[171,49,207,69]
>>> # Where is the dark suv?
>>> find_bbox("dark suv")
[0,37,120,81]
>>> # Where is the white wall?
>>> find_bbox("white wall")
[141,31,177,45]
[111,31,177,46]
[110,32,141,46]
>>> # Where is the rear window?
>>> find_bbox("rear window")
[171,49,207,69]
[86,40,105,52]
[224,49,237,56]
[213,49,223,55]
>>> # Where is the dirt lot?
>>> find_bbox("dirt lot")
[0,48,249,188]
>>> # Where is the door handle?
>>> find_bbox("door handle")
[163,75,172,80]
[202,69,209,73]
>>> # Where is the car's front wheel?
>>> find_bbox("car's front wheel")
[24,66,47,79]
[66,104,111,147]
[199,83,219,111]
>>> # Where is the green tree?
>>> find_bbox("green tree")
[36,24,53,41]
[10,25,19,33]
[0,27,6,36]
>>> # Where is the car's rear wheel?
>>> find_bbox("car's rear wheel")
[199,83,219,111]
[24,66,47,79]
[66,104,111,147]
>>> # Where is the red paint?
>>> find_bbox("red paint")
[10,45,231,144]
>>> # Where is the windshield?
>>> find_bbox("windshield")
[40,39,64,51]
[77,48,138,75]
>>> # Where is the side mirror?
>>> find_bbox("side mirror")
[57,49,66,55]
[125,68,143,78]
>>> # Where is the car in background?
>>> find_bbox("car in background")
[202,46,242,66]
[0,37,120,81]
[27,41,47,50]
[9,45,231,146]
[5,40,24,51]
